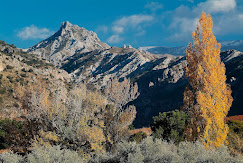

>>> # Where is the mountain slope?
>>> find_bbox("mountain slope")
[0,41,71,119]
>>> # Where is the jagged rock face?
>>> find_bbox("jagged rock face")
[28,21,110,66]
[62,46,166,86]
[221,49,243,62]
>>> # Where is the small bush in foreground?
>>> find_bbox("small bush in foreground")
[0,151,23,163]
[27,145,84,163]
[0,137,242,163]
[91,137,242,163]
[0,145,84,163]
[226,120,243,155]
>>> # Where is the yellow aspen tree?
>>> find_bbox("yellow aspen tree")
[182,12,233,148]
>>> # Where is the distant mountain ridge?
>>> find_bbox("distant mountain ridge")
[139,40,243,56]
[27,22,243,127]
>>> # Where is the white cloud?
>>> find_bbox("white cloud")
[179,0,194,3]
[169,17,198,41]
[168,0,241,42]
[113,14,154,33]
[96,25,108,34]
[213,13,243,35]
[17,25,54,40]
[145,2,163,12]
[239,14,243,20]
[107,35,123,43]
[107,14,154,44]
[136,26,146,36]
[112,26,124,34]
[196,0,236,13]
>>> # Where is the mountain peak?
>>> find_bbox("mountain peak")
[28,22,110,65]
[61,21,72,28]
[60,21,78,31]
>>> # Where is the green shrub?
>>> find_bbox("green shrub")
[6,75,14,83]
[0,119,30,151]
[128,124,134,130]
[28,69,33,72]
[228,120,243,135]
[10,44,16,48]
[8,88,13,94]
[226,120,243,155]
[129,131,146,143]
[151,110,189,144]
[0,88,6,94]
[20,73,26,78]
[21,68,26,72]
[6,65,13,69]
[0,74,3,79]
[13,102,19,108]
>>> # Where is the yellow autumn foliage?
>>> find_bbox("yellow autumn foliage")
[182,12,233,148]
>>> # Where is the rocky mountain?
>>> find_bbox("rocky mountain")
[139,40,243,56]
[28,21,110,66]
[28,22,243,127]
[28,22,169,85]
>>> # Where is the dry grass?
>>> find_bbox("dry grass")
[226,115,243,122]
[0,149,9,154]
[130,127,152,136]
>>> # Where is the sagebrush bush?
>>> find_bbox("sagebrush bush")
[0,145,84,163]
[27,145,84,163]
[91,136,243,163]
[0,151,23,163]
[177,141,238,162]
[1,137,242,163]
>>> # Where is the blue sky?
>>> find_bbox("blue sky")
[0,0,242,48]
